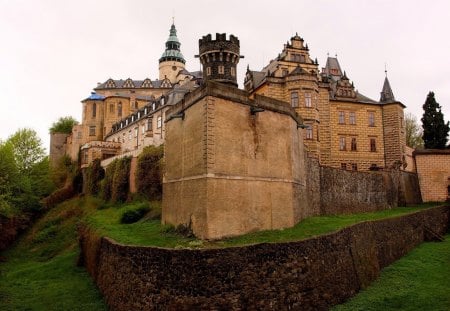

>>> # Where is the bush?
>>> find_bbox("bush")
[136,145,164,200]
[120,205,149,224]
[111,157,131,203]
[84,159,104,195]
[100,160,117,201]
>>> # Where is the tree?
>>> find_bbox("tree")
[405,112,424,148]
[7,128,46,173]
[49,116,79,134]
[421,92,449,149]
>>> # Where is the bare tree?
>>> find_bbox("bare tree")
[405,112,424,148]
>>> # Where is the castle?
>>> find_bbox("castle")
[51,23,410,173]
[49,23,445,239]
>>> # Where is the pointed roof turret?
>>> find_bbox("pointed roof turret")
[159,23,185,64]
[380,73,395,103]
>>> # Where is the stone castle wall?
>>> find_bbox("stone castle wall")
[49,132,69,166]
[79,205,450,311]
[415,150,450,202]
[163,82,307,239]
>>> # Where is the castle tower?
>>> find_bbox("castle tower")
[159,23,186,83]
[198,33,241,87]
[380,72,407,169]
[380,74,395,103]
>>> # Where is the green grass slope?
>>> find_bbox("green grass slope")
[334,235,450,311]
[0,198,107,311]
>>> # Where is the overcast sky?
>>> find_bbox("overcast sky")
[1,0,449,152]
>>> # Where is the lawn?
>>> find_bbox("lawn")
[0,198,107,311]
[0,196,445,310]
[333,234,450,311]
[84,197,439,248]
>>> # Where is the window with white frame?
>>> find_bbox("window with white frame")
[157,116,162,129]
[339,136,346,151]
[306,125,313,140]
[305,93,312,107]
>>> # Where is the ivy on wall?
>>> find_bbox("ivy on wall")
[135,145,164,200]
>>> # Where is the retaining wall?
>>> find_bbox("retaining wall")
[79,205,449,310]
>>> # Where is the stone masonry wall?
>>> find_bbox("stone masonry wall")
[415,151,450,202]
[320,166,398,214]
[79,205,449,311]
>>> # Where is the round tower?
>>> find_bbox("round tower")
[199,33,240,87]
[159,23,186,83]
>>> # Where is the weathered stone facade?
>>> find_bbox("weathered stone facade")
[415,149,450,202]
[162,82,307,239]
[79,205,450,311]
[245,34,408,172]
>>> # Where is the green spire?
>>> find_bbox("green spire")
[159,23,185,64]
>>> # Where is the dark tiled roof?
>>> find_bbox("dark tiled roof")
[95,78,172,90]
[380,76,396,103]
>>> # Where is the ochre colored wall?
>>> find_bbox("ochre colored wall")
[415,152,450,202]
[163,83,306,239]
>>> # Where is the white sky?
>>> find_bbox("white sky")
[1,0,449,152]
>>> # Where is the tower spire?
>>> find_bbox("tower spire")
[158,22,186,82]
[380,70,395,103]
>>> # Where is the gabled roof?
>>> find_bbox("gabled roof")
[323,57,343,79]
[95,78,172,90]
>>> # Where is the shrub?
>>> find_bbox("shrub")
[136,145,164,200]
[84,159,104,195]
[120,205,149,224]
[100,159,117,201]
[111,157,131,203]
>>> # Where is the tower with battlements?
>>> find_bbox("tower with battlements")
[198,33,241,87]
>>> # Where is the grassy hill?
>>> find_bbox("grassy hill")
[0,196,447,310]
[0,198,106,310]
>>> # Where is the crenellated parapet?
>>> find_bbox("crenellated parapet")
[198,33,241,87]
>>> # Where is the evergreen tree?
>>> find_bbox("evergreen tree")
[421,92,449,149]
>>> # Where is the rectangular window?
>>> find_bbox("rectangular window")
[282,69,288,76]
[89,126,95,136]
[206,67,211,76]
[341,163,347,170]
[118,102,122,117]
[231,67,235,76]
[305,93,312,107]
[306,125,313,140]
[157,116,162,129]
[128,130,132,140]
[147,118,153,131]
[92,103,96,118]
[218,66,224,74]
[134,127,138,138]
[339,136,346,151]
[142,125,145,134]
[351,163,358,171]
[368,112,375,127]
[109,103,114,113]
[338,111,345,124]
[370,138,377,152]
[291,92,299,108]
[349,112,356,125]
[351,137,357,151]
